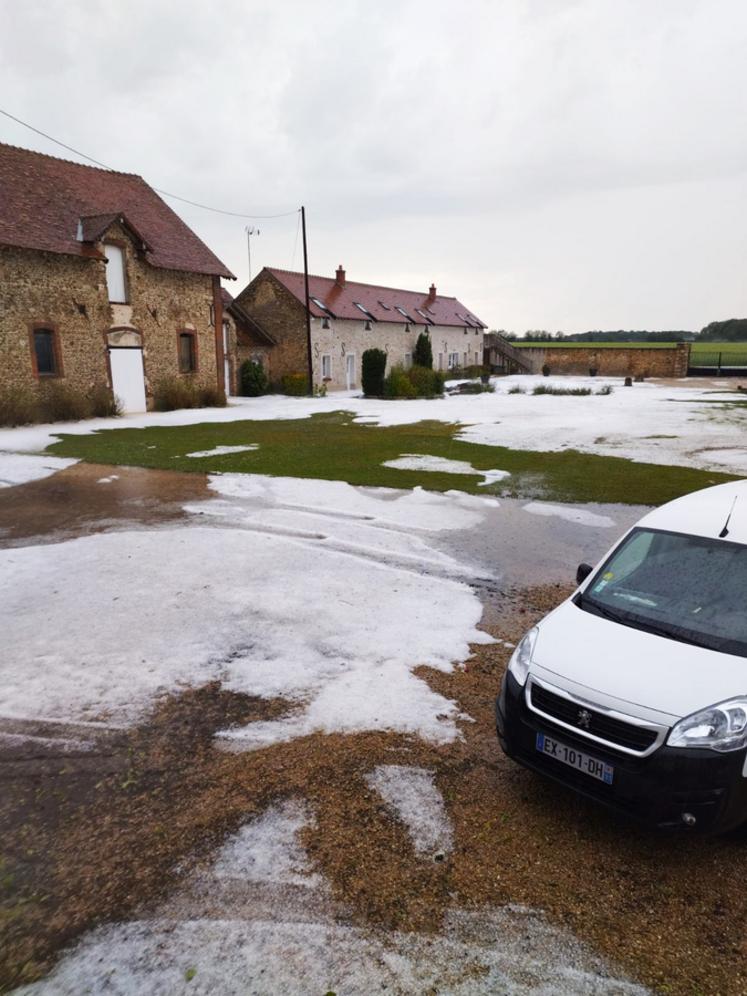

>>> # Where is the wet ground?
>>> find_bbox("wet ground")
[5,464,742,995]
[0,462,209,548]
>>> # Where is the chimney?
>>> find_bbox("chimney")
[427,283,437,304]
[335,264,346,287]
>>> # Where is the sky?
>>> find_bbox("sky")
[1,0,747,333]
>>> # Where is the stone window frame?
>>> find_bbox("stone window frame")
[103,239,131,305]
[29,322,64,379]
[176,329,199,374]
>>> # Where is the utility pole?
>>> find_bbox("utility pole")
[301,206,314,395]
[245,226,259,281]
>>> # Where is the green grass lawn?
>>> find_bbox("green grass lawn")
[47,411,739,506]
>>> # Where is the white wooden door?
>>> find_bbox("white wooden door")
[346,353,355,389]
[109,348,146,413]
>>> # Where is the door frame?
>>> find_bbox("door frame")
[346,351,356,389]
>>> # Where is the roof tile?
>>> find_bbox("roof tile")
[0,143,234,278]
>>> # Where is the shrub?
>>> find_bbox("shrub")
[532,384,592,396]
[596,384,614,395]
[384,365,417,399]
[408,365,445,398]
[198,385,227,407]
[384,364,445,399]
[38,382,91,422]
[281,372,309,396]
[461,364,484,379]
[0,386,39,426]
[152,377,199,412]
[508,384,526,395]
[240,359,268,397]
[362,348,387,397]
[454,381,494,394]
[413,332,433,369]
[89,383,122,418]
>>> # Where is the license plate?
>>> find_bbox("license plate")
[536,732,614,784]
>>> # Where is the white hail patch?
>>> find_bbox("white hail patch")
[383,453,510,486]
[0,452,77,488]
[366,765,453,857]
[184,444,259,458]
[523,501,616,528]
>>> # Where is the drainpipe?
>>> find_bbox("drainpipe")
[212,275,225,395]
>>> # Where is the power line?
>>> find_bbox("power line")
[0,106,300,220]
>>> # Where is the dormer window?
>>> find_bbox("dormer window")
[104,244,128,303]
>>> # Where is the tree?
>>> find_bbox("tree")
[413,331,433,368]
[362,348,387,397]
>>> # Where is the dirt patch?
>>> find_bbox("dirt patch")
[2,585,746,995]
[0,462,210,547]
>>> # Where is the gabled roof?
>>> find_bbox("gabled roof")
[78,212,151,251]
[0,143,234,278]
[264,267,486,329]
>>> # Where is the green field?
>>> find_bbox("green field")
[46,411,739,506]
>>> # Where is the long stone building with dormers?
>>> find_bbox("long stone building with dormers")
[0,143,236,412]
[233,265,486,391]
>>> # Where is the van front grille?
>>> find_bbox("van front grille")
[529,683,658,753]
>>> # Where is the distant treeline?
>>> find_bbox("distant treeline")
[698,319,747,342]
[496,321,747,342]
[498,330,695,343]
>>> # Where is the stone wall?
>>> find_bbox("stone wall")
[517,343,690,378]
[233,273,309,385]
[312,318,484,390]
[0,224,223,406]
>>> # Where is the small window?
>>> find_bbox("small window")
[178,332,197,373]
[33,328,58,376]
[364,319,372,331]
[321,354,332,380]
[404,322,410,333]
[438,353,444,370]
[378,300,391,310]
[448,352,459,370]
[209,303,216,327]
[404,353,413,370]
[321,316,330,329]
[104,244,127,303]
[311,296,329,312]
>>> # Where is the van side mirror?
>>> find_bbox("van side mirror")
[576,563,593,585]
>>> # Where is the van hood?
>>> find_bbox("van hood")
[531,599,747,722]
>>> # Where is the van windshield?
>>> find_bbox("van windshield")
[579,528,747,658]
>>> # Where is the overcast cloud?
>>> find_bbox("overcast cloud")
[2,0,746,331]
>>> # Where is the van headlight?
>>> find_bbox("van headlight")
[667,698,747,752]
[507,627,538,687]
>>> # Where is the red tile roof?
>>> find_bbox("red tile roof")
[0,143,234,278]
[265,267,485,329]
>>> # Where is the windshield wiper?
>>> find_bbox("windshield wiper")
[577,594,626,625]
[579,594,713,649]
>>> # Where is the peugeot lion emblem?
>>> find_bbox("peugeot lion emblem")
[577,708,592,730]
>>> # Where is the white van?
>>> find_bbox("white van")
[496,480,747,833]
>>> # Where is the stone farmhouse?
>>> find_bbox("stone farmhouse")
[0,143,235,412]
[233,266,486,391]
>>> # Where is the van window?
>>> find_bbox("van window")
[581,528,747,657]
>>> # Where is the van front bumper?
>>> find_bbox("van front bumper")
[496,670,747,834]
